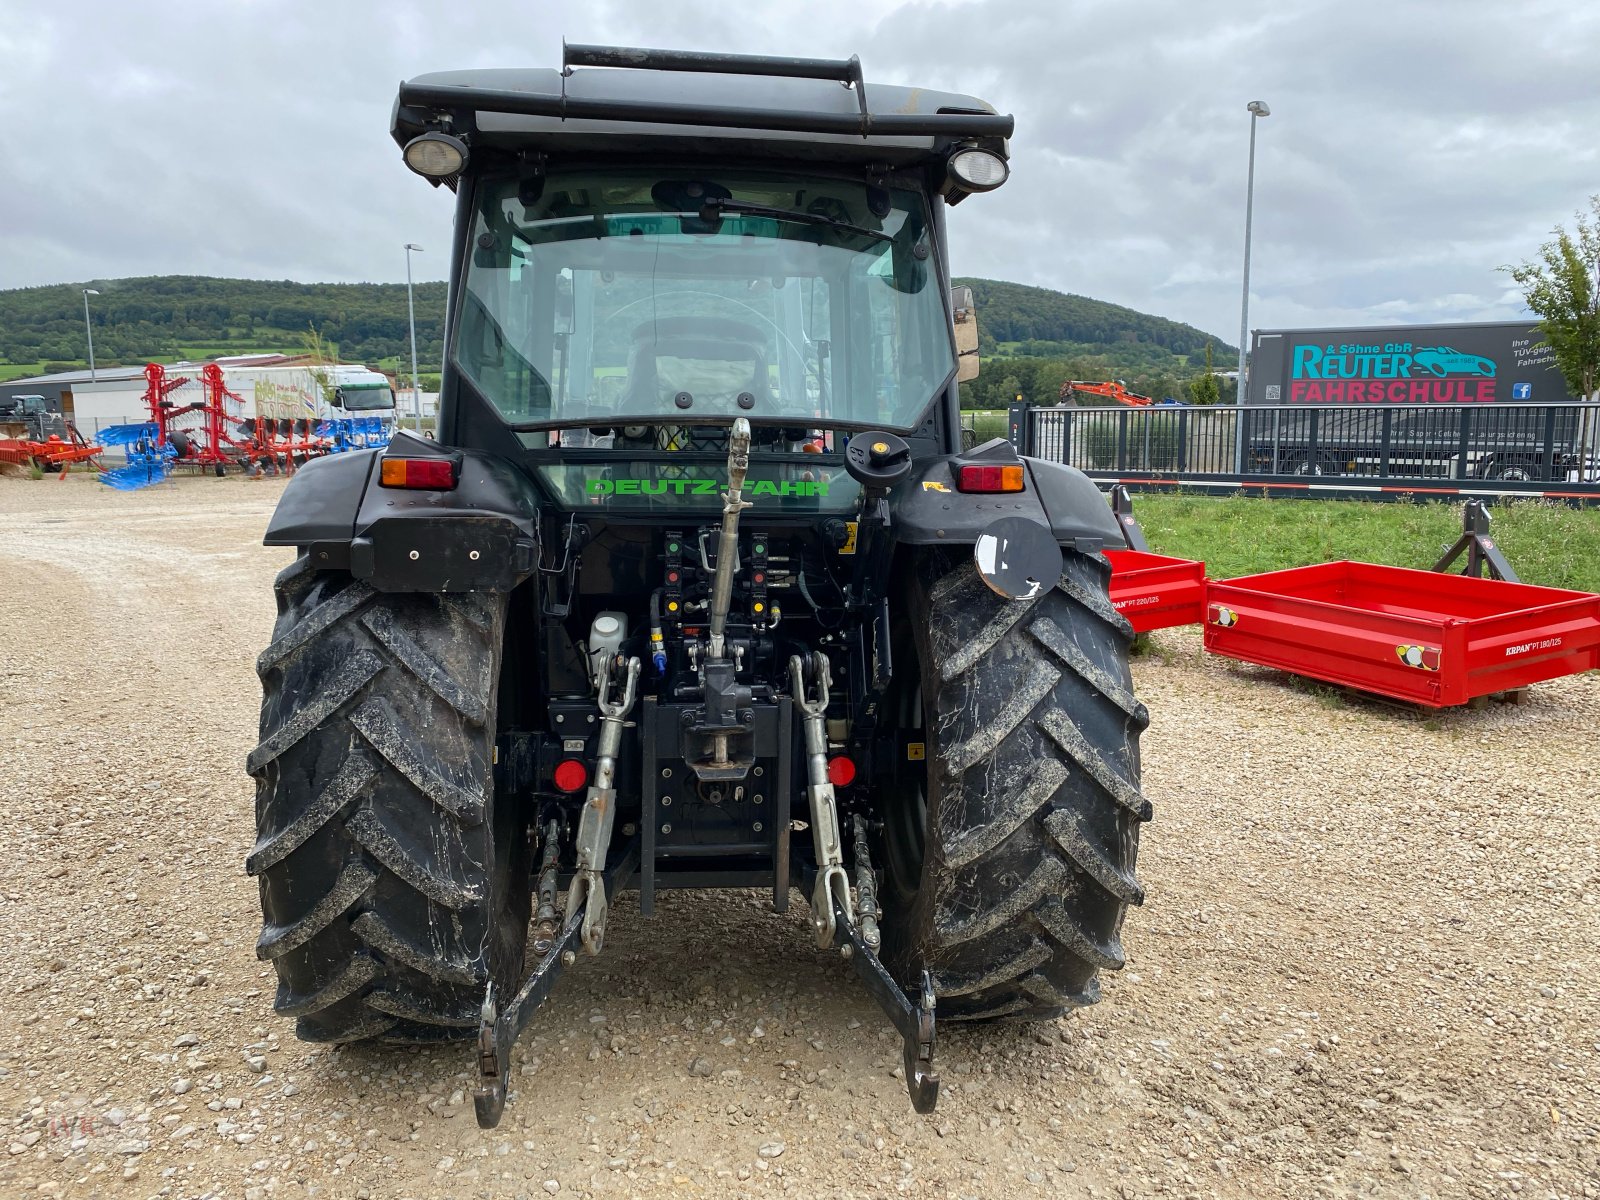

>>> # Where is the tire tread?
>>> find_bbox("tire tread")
[249,565,521,1044]
[894,550,1149,1022]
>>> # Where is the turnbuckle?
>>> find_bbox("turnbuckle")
[564,656,640,955]
[532,818,561,955]
[791,652,852,947]
[851,814,882,951]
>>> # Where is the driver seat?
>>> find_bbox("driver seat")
[618,316,774,450]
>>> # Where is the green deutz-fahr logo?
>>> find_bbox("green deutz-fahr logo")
[586,477,832,498]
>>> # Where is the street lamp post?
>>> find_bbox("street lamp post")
[404,243,424,433]
[1234,100,1269,474]
[82,289,101,382]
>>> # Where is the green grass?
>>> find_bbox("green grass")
[1131,494,1600,594]
[0,362,46,382]
[176,344,302,360]
[962,408,1010,442]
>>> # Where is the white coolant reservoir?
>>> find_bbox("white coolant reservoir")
[588,611,628,687]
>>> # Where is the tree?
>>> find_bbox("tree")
[1189,343,1221,405]
[299,324,339,408]
[1504,196,1600,401]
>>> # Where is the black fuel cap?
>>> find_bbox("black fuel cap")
[844,432,912,491]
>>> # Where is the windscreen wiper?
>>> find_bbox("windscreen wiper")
[696,197,893,244]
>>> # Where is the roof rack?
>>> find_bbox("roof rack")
[397,42,1013,141]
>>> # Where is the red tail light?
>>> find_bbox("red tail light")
[379,458,458,490]
[552,760,588,793]
[826,756,857,787]
[956,463,1025,493]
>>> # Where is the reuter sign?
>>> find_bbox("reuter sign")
[1248,320,1577,405]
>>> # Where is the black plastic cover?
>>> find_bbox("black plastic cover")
[263,446,545,593]
[890,443,1120,549]
[263,451,376,547]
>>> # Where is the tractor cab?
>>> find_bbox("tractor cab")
[391,45,1006,478]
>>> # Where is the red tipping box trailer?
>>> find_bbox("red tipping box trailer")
[1202,561,1600,707]
[1105,549,1208,633]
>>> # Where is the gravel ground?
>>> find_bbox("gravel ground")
[1,472,1597,1200]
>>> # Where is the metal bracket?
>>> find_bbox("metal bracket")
[792,652,852,946]
[1432,499,1520,583]
[475,838,641,1129]
[1110,484,1149,552]
[565,658,640,954]
[831,888,939,1113]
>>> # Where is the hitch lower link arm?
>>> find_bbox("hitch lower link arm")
[564,656,641,955]
[790,652,853,947]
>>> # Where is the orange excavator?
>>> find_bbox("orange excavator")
[1058,379,1153,407]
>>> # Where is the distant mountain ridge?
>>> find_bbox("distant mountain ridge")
[0,276,449,378]
[955,278,1234,361]
[0,275,1232,402]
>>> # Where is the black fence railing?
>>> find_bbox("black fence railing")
[1013,402,1600,499]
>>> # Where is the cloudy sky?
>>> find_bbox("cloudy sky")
[4,0,1596,343]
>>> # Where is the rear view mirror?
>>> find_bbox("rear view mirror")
[951,285,979,383]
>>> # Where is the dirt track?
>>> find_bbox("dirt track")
[1,473,1597,1200]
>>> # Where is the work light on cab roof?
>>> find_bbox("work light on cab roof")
[402,131,468,180]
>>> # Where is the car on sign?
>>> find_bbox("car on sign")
[1412,347,1496,378]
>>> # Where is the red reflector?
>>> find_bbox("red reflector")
[826,756,857,787]
[379,457,458,489]
[553,760,588,793]
[956,463,1025,493]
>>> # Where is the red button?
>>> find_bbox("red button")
[826,756,856,787]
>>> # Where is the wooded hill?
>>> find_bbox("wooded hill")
[0,276,449,382]
[952,278,1236,407]
[0,274,1233,403]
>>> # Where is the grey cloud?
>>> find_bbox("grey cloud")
[4,0,1595,344]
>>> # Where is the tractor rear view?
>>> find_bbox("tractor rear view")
[247,44,1150,1127]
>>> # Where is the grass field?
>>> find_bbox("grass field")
[1131,493,1600,594]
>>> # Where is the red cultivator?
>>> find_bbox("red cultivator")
[236,415,326,474]
[163,363,258,475]
[0,426,104,475]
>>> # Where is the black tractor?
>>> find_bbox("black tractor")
[248,44,1149,1128]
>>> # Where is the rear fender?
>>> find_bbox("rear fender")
[263,446,541,592]
[890,439,1119,550]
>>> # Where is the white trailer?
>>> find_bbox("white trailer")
[225,364,398,425]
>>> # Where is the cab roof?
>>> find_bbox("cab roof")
[392,44,1011,169]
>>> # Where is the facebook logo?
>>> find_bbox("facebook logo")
[1512,382,1532,400]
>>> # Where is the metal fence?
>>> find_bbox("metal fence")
[1014,402,1600,499]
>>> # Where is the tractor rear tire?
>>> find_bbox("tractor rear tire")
[247,558,529,1043]
[879,548,1151,1022]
